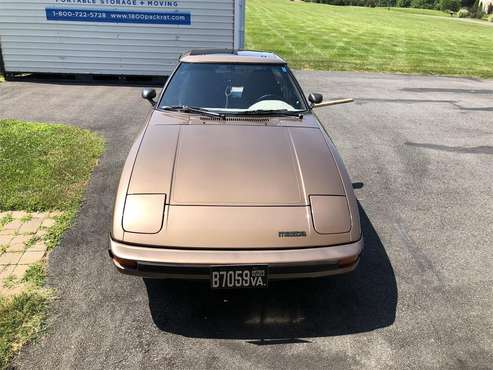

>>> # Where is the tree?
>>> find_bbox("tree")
[439,0,462,11]
[397,0,412,6]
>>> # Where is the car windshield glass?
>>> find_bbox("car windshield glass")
[159,63,307,113]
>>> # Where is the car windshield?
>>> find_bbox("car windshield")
[159,63,307,113]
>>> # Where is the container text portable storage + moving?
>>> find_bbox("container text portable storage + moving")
[0,0,245,78]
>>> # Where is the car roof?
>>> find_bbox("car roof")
[179,49,286,64]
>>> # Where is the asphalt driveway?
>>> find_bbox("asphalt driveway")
[0,72,492,369]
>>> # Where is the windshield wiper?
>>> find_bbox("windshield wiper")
[226,109,304,118]
[162,105,225,119]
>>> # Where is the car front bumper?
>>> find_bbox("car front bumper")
[109,236,363,280]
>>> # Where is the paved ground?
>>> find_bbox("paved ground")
[0,211,59,296]
[0,72,492,369]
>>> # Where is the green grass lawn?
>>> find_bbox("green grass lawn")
[0,119,104,369]
[246,0,493,78]
[0,120,104,211]
[0,275,51,370]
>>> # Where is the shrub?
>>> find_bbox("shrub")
[475,9,486,18]
[470,0,486,17]
[397,0,412,6]
[410,0,437,8]
[457,7,470,16]
[439,0,461,11]
[305,0,390,4]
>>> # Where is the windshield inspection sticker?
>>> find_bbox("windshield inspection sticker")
[231,86,244,98]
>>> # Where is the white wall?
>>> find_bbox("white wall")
[0,0,239,75]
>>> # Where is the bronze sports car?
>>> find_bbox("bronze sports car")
[109,50,363,289]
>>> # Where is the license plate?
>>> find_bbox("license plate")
[210,265,268,289]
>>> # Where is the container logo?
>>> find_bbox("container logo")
[45,7,191,25]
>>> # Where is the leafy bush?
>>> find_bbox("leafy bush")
[457,7,470,16]
[470,0,486,17]
[304,0,490,12]
[386,0,397,4]
[397,0,412,7]
[410,0,437,8]
[439,0,461,11]
[306,0,388,5]
[305,0,447,5]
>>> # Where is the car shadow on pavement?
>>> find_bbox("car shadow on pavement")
[144,205,397,340]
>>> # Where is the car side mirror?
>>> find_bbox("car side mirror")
[308,93,323,105]
[352,182,364,189]
[142,88,157,105]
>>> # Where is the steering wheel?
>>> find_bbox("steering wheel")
[253,94,283,104]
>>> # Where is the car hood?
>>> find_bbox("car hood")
[127,123,346,206]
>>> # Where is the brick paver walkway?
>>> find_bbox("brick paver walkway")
[0,211,60,296]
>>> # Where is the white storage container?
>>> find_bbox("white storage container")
[0,0,245,76]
